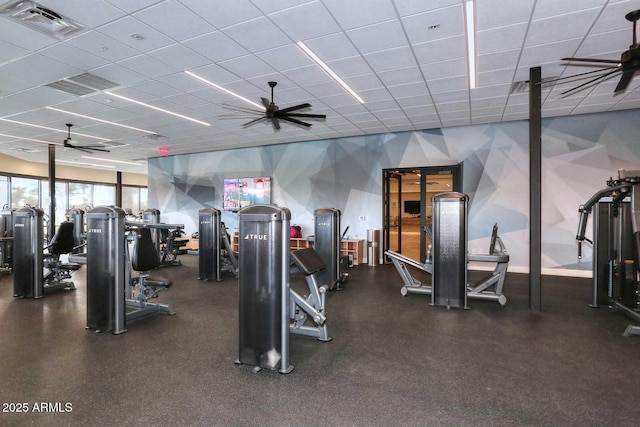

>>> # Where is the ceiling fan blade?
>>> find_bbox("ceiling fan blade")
[284,113,326,119]
[260,97,271,109]
[279,116,312,128]
[615,69,636,92]
[86,147,111,153]
[277,103,311,114]
[73,146,94,154]
[560,68,621,96]
[271,117,280,131]
[222,103,264,114]
[242,116,268,127]
[541,66,620,84]
[562,57,621,64]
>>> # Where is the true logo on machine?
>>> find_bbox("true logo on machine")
[88,228,102,234]
[244,233,268,240]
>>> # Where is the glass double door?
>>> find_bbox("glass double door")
[383,165,462,262]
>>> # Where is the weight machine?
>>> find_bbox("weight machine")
[386,192,509,307]
[235,205,331,374]
[86,206,174,334]
[576,169,640,336]
[13,207,81,298]
[1,205,13,274]
[141,208,187,267]
[196,208,238,281]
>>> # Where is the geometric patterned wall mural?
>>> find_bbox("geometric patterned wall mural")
[148,109,640,276]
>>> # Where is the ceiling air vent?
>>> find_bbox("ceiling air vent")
[44,73,119,96]
[0,0,85,39]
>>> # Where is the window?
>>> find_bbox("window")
[93,184,116,207]
[11,177,39,209]
[0,176,8,207]
[41,180,68,226]
[122,186,146,215]
[69,182,92,210]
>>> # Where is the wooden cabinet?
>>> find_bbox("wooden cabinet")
[290,237,312,250]
[340,239,364,265]
[231,234,312,252]
[231,234,363,265]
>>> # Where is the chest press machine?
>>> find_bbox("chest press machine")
[576,169,640,336]
[386,192,509,307]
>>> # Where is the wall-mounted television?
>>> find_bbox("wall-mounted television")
[404,200,420,215]
[223,176,271,211]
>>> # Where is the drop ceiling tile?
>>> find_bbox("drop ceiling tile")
[363,99,400,112]
[477,69,516,87]
[268,2,341,40]
[477,24,528,55]
[90,63,148,87]
[431,90,468,104]
[519,39,582,67]
[573,28,628,58]
[526,9,601,48]
[343,74,384,92]
[437,100,469,113]
[256,44,312,71]
[318,93,361,108]
[388,81,429,99]
[178,0,262,28]
[404,104,438,116]
[325,56,373,78]
[476,50,520,73]
[39,43,110,70]
[376,66,424,87]
[66,30,141,62]
[323,0,397,30]
[396,95,434,108]
[364,46,418,73]
[134,1,216,41]
[476,0,534,29]
[427,75,468,93]
[183,31,249,62]
[401,5,464,45]
[297,81,343,98]
[117,54,178,78]
[127,79,183,98]
[284,65,333,86]
[97,16,175,52]
[531,0,607,20]
[375,108,408,120]
[224,17,291,52]
[471,84,512,100]
[421,57,467,80]
[591,1,639,33]
[0,40,29,62]
[303,33,359,61]
[395,0,461,17]
[147,44,210,69]
[357,87,393,103]
[218,55,276,79]
[347,20,408,55]
[105,0,164,13]
[413,35,466,65]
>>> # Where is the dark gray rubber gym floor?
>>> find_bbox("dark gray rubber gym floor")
[1,255,639,426]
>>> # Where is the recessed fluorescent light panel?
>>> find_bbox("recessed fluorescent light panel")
[57,159,115,169]
[0,133,61,145]
[46,107,155,134]
[296,41,365,104]
[464,0,477,89]
[104,91,210,126]
[0,117,110,141]
[81,156,144,166]
[184,71,264,110]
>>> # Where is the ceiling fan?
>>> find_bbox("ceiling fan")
[557,9,640,96]
[63,124,110,153]
[222,81,326,131]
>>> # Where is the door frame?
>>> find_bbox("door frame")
[382,164,463,262]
